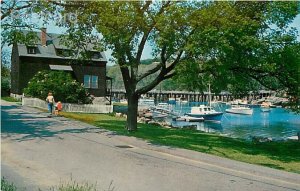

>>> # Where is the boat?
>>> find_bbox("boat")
[186,84,223,121]
[153,113,168,119]
[261,102,271,112]
[181,116,204,122]
[139,98,155,105]
[150,103,174,115]
[180,100,188,104]
[225,105,253,115]
[172,116,204,122]
[186,105,223,121]
[229,99,248,105]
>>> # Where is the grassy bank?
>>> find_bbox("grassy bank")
[61,112,300,173]
[1,97,20,102]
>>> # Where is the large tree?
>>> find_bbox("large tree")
[57,1,299,131]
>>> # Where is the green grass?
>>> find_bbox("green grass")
[61,112,300,173]
[112,102,127,106]
[1,97,20,102]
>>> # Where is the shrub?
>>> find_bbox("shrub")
[1,177,18,191]
[1,77,10,96]
[24,71,92,104]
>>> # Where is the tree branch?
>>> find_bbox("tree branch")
[136,62,162,82]
[1,1,32,20]
[165,50,184,74]
[136,1,171,62]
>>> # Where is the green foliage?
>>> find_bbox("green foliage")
[172,2,299,106]
[1,0,58,47]
[24,71,92,104]
[1,51,11,95]
[1,177,18,191]
[1,77,11,94]
[1,97,20,102]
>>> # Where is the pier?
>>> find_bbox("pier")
[111,89,274,102]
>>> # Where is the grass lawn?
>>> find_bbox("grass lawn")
[1,97,20,102]
[61,112,300,174]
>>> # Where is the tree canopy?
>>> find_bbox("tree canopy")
[52,1,299,130]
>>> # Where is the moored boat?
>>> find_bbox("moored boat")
[173,116,204,122]
[225,105,253,115]
[139,98,155,105]
[186,105,223,121]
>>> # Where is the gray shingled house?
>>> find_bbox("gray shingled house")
[11,29,111,102]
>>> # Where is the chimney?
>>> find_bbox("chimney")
[41,28,47,46]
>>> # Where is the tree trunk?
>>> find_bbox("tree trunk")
[126,93,139,131]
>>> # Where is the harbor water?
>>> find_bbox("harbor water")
[168,102,300,140]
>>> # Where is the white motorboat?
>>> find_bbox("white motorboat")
[186,84,223,121]
[225,105,253,115]
[186,105,223,121]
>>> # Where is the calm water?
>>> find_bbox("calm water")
[167,102,300,140]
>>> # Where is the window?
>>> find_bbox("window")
[27,47,36,54]
[91,76,98,88]
[84,75,98,89]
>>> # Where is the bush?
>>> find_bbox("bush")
[1,177,18,191]
[24,71,92,104]
[1,77,10,96]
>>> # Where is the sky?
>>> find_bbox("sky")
[3,12,300,66]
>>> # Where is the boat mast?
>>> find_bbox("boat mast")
[208,83,211,107]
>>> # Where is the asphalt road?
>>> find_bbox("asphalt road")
[1,100,300,191]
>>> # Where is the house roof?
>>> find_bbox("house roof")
[16,30,107,62]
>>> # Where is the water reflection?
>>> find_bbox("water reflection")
[167,103,300,140]
[168,119,223,133]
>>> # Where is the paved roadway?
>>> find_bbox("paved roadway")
[1,100,300,191]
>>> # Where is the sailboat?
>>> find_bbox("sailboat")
[185,84,223,121]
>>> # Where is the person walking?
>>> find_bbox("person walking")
[46,92,55,115]
[54,101,62,116]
